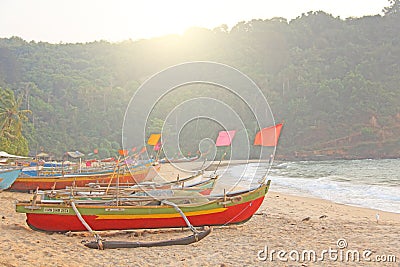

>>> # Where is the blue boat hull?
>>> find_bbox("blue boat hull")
[0,169,22,190]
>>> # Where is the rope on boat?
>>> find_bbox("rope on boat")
[161,200,199,238]
[71,201,104,250]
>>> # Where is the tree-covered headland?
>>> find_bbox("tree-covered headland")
[1,0,399,160]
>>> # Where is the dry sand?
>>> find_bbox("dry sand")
[0,164,399,266]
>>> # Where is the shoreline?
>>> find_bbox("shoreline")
[203,157,400,165]
[276,155,400,161]
[1,187,399,266]
[268,190,400,219]
[268,183,400,215]
[0,164,398,266]
[202,159,400,215]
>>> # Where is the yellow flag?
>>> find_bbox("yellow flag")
[147,134,161,145]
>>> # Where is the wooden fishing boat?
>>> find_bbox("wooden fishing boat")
[0,168,22,190]
[15,180,271,232]
[79,171,217,195]
[37,172,217,202]
[9,163,158,192]
[20,158,158,177]
[88,168,204,188]
[179,176,217,195]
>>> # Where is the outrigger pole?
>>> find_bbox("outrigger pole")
[71,201,104,249]
[69,161,212,249]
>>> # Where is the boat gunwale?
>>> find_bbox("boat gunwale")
[16,182,270,211]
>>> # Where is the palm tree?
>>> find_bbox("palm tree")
[0,88,31,139]
[384,0,400,15]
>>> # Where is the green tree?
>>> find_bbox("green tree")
[0,88,31,155]
[383,0,400,15]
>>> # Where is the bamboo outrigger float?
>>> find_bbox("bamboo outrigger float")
[84,227,212,249]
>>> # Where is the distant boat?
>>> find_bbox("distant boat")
[9,163,158,192]
[21,165,44,177]
[0,169,22,190]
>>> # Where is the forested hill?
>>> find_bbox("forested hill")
[1,8,400,160]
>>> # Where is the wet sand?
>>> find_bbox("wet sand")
[0,164,399,266]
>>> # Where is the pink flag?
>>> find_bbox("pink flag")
[153,142,162,151]
[216,130,236,147]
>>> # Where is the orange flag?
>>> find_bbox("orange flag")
[147,134,161,146]
[139,146,147,154]
[118,149,128,156]
[254,123,283,146]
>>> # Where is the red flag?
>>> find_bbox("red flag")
[131,147,137,152]
[139,147,147,154]
[119,149,128,156]
[254,123,283,146]
[216,130,236,147]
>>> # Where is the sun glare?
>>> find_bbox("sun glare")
[0,0,390,43]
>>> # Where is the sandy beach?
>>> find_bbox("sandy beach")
[0,164,399,266]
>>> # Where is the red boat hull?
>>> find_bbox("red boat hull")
[25,196,265,232]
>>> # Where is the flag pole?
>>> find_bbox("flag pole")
[258,122,283,185]
[213,151,227,175]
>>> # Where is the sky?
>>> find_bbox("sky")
[0,0,390,44]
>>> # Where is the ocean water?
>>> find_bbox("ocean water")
[218,159,400,214]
